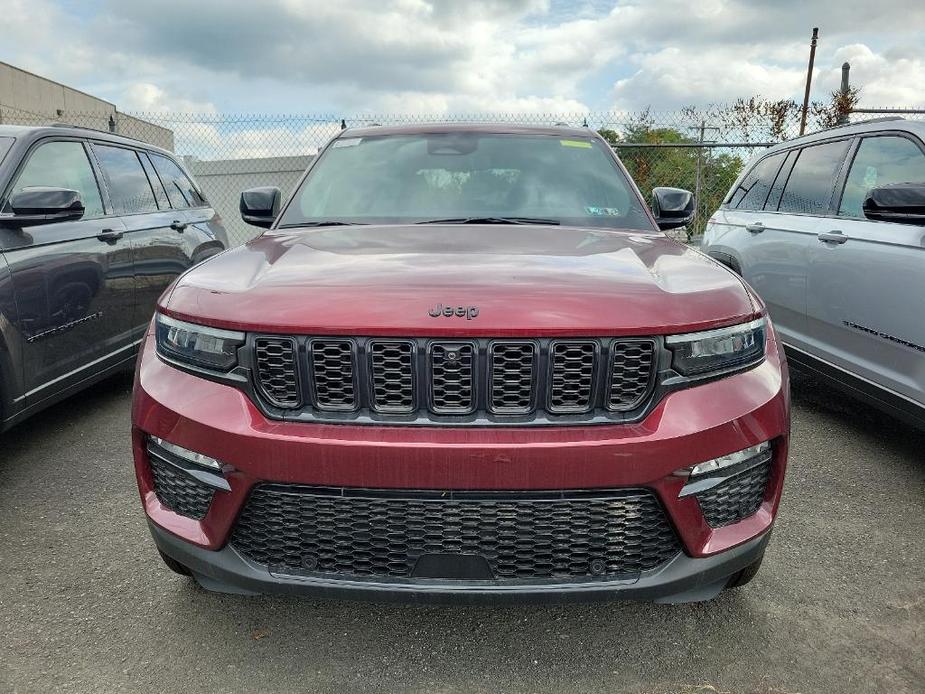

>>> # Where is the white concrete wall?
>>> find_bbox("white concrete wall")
[187,155,314,246]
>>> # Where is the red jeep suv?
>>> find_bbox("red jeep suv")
[132,124,789,603]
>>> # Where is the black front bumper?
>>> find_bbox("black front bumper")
[149,521,771,604]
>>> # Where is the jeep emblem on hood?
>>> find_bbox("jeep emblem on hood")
[429,304,479,320]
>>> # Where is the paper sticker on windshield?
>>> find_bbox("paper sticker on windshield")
[560,139,592,149]
[333,138,362,148]
[586,206,621,216]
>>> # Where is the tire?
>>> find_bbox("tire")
[158,549,193,576]
[725,553,764,589]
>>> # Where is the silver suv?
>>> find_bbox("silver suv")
[703,118,925,428]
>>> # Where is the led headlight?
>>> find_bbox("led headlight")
[666,317,765,376]
[155,313,244,371]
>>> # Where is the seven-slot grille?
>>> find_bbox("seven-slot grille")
[252,337,658,423]
[230,485,682,580]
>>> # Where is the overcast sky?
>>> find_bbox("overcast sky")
[2,0,923,116]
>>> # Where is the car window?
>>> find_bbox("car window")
[764,149,798,211]
[150,154,206,209]
[777,140,850,215]
[139,152,171,210]
[3,140,104,217]
[94,144,159,215]
[728,152,786,210]
[279,133,654,231]
[838,135,925,218]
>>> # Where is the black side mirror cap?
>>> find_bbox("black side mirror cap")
[240,187,282,228]
[1,187,85,227]
[652,187,694,231]
[862,182,925,225]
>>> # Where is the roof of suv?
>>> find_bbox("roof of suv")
[770,117,925,152]
[340,122,598,139]
[0,123,174,156]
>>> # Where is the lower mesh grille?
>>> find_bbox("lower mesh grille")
[696,460,771,528]
[230,486,681,581]
[149,456,214,520]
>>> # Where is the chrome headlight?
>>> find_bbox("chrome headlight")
[666,318,766,376]
[154,313,244,371]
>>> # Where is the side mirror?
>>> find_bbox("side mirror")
[240,187,281,228]
[652,187,694,231]
[1,187,85,227]
[862,182,925,225]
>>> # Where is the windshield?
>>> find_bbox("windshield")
[277,132,655,230]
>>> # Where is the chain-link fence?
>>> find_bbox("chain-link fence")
[2,105,922,246]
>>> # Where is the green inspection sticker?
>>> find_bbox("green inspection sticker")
[560,139,592,149]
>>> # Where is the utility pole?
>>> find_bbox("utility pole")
[799,27,819,136]
[837,62,851,125]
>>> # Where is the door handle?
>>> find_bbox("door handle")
[818,230,847,244]
[170,220,188,232]
[745,222,765,234]
[96,228,124,243]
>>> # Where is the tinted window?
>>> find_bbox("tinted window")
[4,140,104,217]
[0,136,13,164]
[729,152,786,210]
[279,133,654,230]
[151,154,205,209]
[139,152,171,210]
[765,149,798,211]
[94,145,158,215]
[777,140,850,215]
[838,135,925,218]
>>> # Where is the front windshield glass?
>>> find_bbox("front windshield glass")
[278,132,655,230]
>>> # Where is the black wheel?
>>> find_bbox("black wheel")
[726,553,764,589]
[158,549,192,576]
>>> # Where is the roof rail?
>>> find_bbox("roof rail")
[800,116,906,139]
[47,121,153,147]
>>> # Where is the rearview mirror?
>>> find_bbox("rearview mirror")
[651,187,694,231]
[1,187,85,227]
[862,182,925,225]
[240,187,281,228]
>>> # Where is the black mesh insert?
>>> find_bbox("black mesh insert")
[149,456,214,520]
[230,486,682,581]
[696,459,771,528]
[608,340,656,411]
[254,337,300,408]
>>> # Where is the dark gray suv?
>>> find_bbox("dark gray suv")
[0,124,229,431]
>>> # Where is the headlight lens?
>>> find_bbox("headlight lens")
[155,313,244,371]
[666,317,765,376]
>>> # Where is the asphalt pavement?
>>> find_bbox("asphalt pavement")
[1,371,922,694]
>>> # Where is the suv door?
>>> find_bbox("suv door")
[138,151,223,322]
[806,132,925,407]
[90,142,188,341]
[0,138,133,405]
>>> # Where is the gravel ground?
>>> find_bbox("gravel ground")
[0,371,922,694]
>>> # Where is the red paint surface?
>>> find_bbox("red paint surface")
[160,225,759,336]
[132,327,789,559]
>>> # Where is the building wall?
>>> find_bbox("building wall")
[187,155,314,246]
[0,61,174,150]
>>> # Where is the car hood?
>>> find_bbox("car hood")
[162,225,757,336]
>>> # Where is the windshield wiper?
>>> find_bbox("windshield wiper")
[277,221,369,228]
[415,216,560,226]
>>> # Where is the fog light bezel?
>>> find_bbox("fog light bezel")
[677,441,772,498]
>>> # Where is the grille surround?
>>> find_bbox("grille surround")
[254,337,301,408]
[249,335,664,425]
[230,485,682,582]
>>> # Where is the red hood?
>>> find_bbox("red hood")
[161,225,757,336]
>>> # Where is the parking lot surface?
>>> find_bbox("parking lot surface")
[1,371,923,694]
